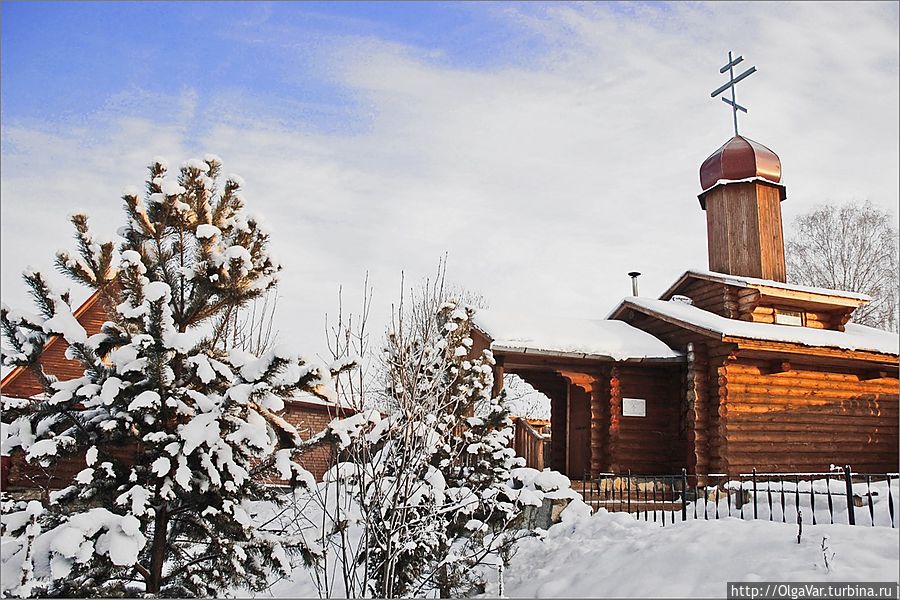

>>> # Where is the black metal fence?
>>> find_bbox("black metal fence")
[580,466,898,528]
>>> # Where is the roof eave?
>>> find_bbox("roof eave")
[658,270,870,306]
[723,336,899,365]
[612,299,725,341]
[490,344,683,364]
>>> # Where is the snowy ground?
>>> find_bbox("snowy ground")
[496,509,899,598]
[249,497,898,599]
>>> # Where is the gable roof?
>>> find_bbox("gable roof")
[610,296,898,358]
[660,269,871,307]
[1,290,105,392]
[1,290,350,409]
[472,309,681,362]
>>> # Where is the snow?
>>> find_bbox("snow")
[97,378,122,406]
[25,438,61,461]
[188,355,217,384]
[664,269,872,302]
[2,507,149,593]
[701,175,786,194]
[195,224,220,239]
[288,389,353,410]
[127,390,160,411]
[119,250,144,269]
[179,412,222,455]
[151,456,170,477]
[619,296,899,356]
[122,486,150,516]
[42,304,87,345]
[160,179,186,196]
[473,309,681,361]
[144,281,170,302]
[225,410,273,451]
[182,158,210,172]
[223,245,253,269]
[498,509,899,598]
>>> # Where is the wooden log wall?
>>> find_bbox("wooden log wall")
[718,359,899,473]
[684,343,710,475]
[671,279,731,317]
[608,367,621,472]
[608,365,683,474]
[590,377,608,478]
[734,289,851,331]
[666,278,854,332]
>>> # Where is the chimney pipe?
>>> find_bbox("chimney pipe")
[628,271,641,296]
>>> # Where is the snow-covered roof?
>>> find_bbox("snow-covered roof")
[617,297,898,356]
[289,391,354,411]
[661,269,871,303]
[472,309,682,361]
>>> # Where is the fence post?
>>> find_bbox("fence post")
[752,468,758,520]
[627,469,631,514]
[682,468,688,522]
[843,465,855,526]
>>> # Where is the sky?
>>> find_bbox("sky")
[2,1,898,358]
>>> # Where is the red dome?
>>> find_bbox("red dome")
[699,135,782,191]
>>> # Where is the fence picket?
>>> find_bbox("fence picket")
[844,466,855,526]
[866,475,875,526]
[826,475,834,525]
[627,470,632,515]
[888,475,895,529]
[810,477,817,526]
[779,475,786,524]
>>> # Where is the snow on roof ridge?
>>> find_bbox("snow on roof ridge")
[290,391,354,410]
[622,297,898,356]
[473,308,681,361]
[700,175,785,194]
[667,269,871,302]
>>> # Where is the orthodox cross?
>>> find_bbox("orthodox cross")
[711,51,757,136]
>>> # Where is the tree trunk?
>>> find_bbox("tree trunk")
[439,564,451,598]
[147,503,169,594]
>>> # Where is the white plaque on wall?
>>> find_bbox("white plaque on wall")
[622,397,646,417]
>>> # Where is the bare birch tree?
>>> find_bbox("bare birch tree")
[786,200,899,331]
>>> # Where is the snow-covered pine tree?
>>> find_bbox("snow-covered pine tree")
[0,156,344,597]
[428,302,523,597]
[345,295,522,598]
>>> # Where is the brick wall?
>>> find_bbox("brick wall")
[1,291,351,491]
[2,401,347,492]
[279,400,346,481]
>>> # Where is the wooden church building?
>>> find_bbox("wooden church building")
[473,134,899,479]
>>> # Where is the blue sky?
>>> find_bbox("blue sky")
[2,2,897,354]
[3,2,553,132]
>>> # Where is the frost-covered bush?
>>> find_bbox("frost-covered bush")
[287,282,534,598]
[0,156,348,597]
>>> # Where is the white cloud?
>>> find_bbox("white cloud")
[2,2,897,356]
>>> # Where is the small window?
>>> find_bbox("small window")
[622,398,646,417]
[774,309,804,326]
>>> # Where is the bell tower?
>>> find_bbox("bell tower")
[700,51,787,282]
[698,136,787,282]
